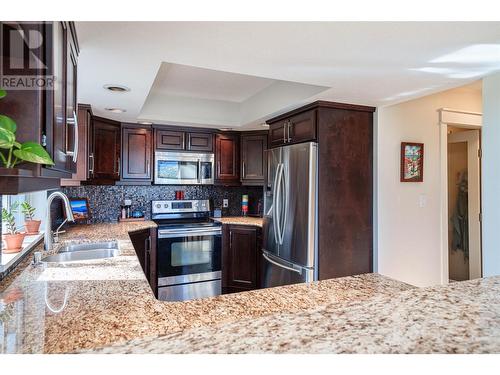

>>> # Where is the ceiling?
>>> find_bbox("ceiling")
[75,22,500,129]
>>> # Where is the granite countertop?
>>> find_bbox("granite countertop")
[211,216,263,227]
[0,221,410,354]
[89,276,500,354]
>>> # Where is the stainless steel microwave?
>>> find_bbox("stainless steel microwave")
[154,151,214,185]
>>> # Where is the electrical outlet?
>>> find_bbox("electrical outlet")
[223,199,229,208]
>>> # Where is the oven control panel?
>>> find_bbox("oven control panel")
[152,199,210,214]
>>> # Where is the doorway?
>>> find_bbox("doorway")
[447,127,482,281]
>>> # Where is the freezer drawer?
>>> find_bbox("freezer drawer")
[262,251,314,288]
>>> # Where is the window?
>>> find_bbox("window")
[1,191,47,268]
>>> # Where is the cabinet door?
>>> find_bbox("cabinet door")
[187,132,213,152]
[223,225,259,292]
[240,133,267,185]
[47,22,70,175]
[65,31,78,173]
[155,129,185,150]
[92,118,121,181]
[215,133,240,184]
[121,126,152,180]
[268,121,287,148]
[287,109,317,144]
[129,228,157,297]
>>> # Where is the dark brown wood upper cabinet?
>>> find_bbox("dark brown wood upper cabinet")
[121,125,152,182]
[222,224,261,293]
[89,117,121,182]
[187,132,213,152]
[267,109,317,148]
[64,25,78,174]
[155,129,185,150]
[240,132,267,186]
[215,133,240,185]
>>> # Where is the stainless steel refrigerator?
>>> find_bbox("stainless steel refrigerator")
[262,141,318,288]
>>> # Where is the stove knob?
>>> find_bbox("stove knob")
[156,204,161,209]
[164,203,169,208]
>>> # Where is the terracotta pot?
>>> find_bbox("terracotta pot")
[24,220,41,234]
[2,233,27,254]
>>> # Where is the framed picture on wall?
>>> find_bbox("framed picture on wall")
[400,142,424,182]
[69,197,91,222]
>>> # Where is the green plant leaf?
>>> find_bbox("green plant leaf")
[0,90,6,99]
[0,114,17,133]
[13,142,55,165]
[0,127,15,149]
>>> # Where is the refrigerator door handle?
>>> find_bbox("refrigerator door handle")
[279,162,287,245]
[263,252,302,275]
[272,163,282,245]
[275,163,283,244]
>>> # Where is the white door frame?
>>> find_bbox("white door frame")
[438,108,482,284]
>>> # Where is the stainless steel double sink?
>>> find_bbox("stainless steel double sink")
[41,241,120,263]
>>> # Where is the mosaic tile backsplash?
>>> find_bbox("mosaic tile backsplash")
[62,185,264,223]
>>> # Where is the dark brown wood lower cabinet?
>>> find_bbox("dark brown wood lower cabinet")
[129,228,157,297]
[222,224,261,293]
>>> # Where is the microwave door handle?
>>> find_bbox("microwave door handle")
[197,159,201,183]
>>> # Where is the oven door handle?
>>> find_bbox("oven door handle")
[158,228,222,238]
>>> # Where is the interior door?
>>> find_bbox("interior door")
[448,130,481,280]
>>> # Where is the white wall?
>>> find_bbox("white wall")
[482,73,500,277]
[376,85,482,287]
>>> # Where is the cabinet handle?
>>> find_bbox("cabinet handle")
[88,153,94,175]
[146,159,150,176]
[116,157,120,175]
[242,161,246,178]
[230,230,232,246]
[283,123,287,143]
[218,161,221,175]
[287,121,292,143]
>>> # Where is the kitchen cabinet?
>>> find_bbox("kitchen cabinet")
[87,117,121,183]
[61,104,92,186]
[155,129,185,150]
[187,132,213,152]
[44,22,79,176]
[222,224,261,293]
[215,132,240,185]
[120,125,152,183]
[129,228,157,296]
[240,131,267,185]
[154,126,214,152]
[0,22,79,194]
[268,109,317,148]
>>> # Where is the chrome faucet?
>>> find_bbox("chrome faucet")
[44,191,75,251]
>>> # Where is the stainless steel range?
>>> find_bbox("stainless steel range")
[152,199,222,302]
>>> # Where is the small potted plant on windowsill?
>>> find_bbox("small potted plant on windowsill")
[1,202,26,253]
[0,90,55,172]
[21,201,41,235]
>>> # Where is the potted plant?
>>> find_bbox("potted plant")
[1,202,26,253]
[0,90,55,169]
[21,201,41,234]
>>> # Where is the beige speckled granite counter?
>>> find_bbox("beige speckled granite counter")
[211,216,263,227]
[89,276,500,354]
[0,221,410,353]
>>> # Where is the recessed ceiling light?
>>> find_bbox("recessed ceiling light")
[220,128,232,131]
[138,120,153,125]
[105,107,126,113]
[103,84,130,92]
[261,123,269,128]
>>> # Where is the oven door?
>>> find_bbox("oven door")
[157,226,222,286]
[154,151,214,185]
